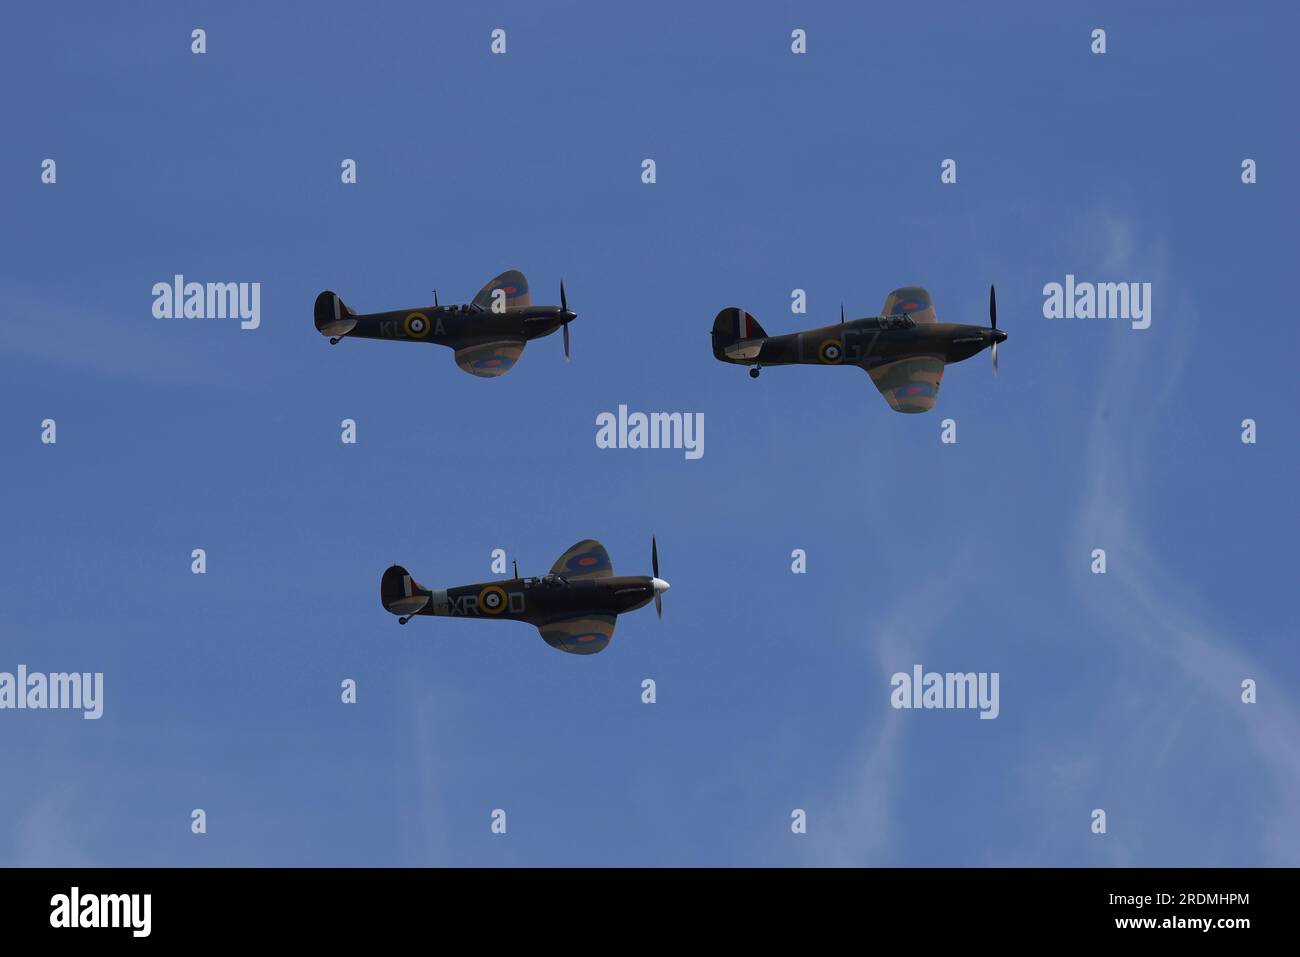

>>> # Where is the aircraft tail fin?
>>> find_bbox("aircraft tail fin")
[711,307,767,362]
[381,564,430,616]
[315,290,358,337]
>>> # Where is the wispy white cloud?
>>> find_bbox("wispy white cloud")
[0,280,236,388]
[397,676,452,866]
[797,212,1298,867]
[798,542,977,867]
[1067,212,1300,864]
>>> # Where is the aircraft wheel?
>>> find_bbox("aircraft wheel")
[749,367,760,379]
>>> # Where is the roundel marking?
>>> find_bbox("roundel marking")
[898,383,934,398]
[404,312,430,338]
[559,631,609,653]
[565,550,610,574]
[478,585,508,615]
[818,339,844,364]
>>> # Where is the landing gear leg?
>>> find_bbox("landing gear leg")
[749,366,761,379]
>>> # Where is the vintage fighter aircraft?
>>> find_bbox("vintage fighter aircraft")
[314,270,576,377]
[381,539,669,655]
[710,286,1006,413]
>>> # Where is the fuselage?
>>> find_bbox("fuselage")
[720,315,1004,368]
[414,574,658,625]
[342,303,574,346]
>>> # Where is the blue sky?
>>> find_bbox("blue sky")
[1,1,1296,866]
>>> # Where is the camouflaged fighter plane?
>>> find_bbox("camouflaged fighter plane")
[381,539,669,655]
[711,286,1007,413]
[314,270,576,376]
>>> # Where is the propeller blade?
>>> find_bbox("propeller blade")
[840,302,845,324]
[989,284,997,331]
[560,279,567,313]
[992,340,999,376]
[563,321,571,362]
[651,536,664,619]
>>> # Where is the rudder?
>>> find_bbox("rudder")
[315,290,357,337]
[381,564,430,616]
[711,307,767,362]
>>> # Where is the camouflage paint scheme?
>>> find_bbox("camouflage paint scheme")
[380,540,669,656]
[710,286,1007,413]
[314,270,576,377]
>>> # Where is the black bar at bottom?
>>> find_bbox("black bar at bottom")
[0,867,1282,942]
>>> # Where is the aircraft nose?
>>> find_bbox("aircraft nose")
[652,577,670,594]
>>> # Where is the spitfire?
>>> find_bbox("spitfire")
[710,285,1007,413]
[314,269,577,377]
[381,539,669,656]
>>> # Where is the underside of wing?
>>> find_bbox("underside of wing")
[539,614,616,655]
[550,539,614,579]
[472,270,531,310]
[882,286,937,324]
[867,355,945,413]
[454,340,525,377]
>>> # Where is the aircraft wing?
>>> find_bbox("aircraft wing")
[550,539,614,579]
[867,355,945,413]
[538,614,616,655]
[453,339,525,377]
[472,270,530,310]
[881,286,937,324]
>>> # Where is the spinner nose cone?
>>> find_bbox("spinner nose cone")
[993,329,1008,343]
[652,577,670,595]
[560,309,577,323]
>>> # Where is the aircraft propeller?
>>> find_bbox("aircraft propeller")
[651,535,669,619]
[560,280,571,362]
[989,284,999,376]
